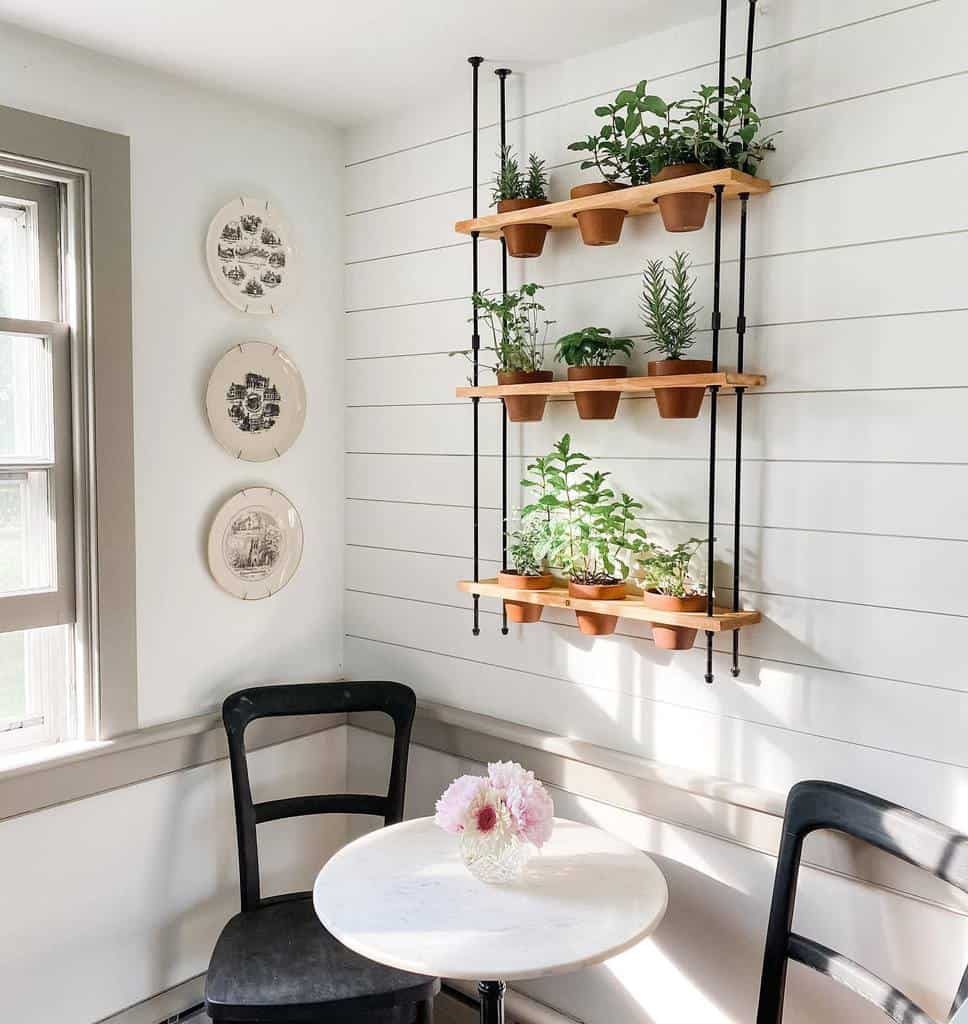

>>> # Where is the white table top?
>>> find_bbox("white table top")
[313,816,668,982]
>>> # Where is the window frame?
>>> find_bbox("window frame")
[0,103,137,749]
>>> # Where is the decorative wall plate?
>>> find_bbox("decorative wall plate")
[208,488,303,600]
[206,197,295,314]
[205,342,306,461]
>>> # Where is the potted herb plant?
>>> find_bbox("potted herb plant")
[648,78,777,232]
[640,251,710,418]
[554,326,634,420]
[492,147,551,259]
[523,435,650,635]
[456,283,555,421]
[567,80,665,246]
[498,517,554,624]
[638,538,708,650]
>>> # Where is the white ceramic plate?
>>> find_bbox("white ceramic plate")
[206,197,295,314]
[208,488,303,600]
[205,341,306,461]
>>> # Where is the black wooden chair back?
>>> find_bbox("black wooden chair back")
[757,780,968,1024]
[222,680,416,912]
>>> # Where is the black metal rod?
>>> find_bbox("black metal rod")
[705,183,726,685]
[732,193,750,677]
[497,67,511,635]
[731,0,758,675]
[478,981,506,1024]
[469,56,483,636]
[716,0,728,151]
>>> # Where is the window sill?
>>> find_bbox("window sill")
[0,702,346,822]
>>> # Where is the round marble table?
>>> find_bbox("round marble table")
[313,816,668,1023]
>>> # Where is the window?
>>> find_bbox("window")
[0,175,79,754]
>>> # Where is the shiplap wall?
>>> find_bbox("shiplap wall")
[343,1,968,1019]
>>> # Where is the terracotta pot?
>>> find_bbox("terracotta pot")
[570,182,628,246]
[568,579,626,636]
[497,199,551,258]
[498,570,553,624]
[642,589,707,650]
[647,359,714,419]
[567,366,627,420]
[653,163,712,232]
[496,370,554,422]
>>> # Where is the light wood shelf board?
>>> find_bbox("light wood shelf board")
[455,168,771,239]
[456,371,765,399]
[458,579,760,632]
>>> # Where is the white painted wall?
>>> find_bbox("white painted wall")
[343,1,968,1020]
[2,728,348,1024]
[0,23,346,1024]
[0,21,345,726]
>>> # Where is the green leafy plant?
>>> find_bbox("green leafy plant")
[508,518,548,577]
[451,283,555,374]
[521,435,650,585]
[491,147,549,205]
[554,327,634,368]
[639,538,707,597]
[647,78,778,175]
[640,251,700,359]
[567,80,666,185]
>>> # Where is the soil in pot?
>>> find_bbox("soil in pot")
[567,366,627,420]
[568,579,626,636]
[497,199,551,258]
[642,589,707,650]
[570,182,628,246]
[497,370,555,422]
[498,570,553,624]
[647,358,714,419]
[653,163,712,233]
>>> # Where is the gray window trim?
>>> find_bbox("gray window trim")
[0,103,137,741]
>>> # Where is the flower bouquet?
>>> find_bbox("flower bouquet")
[434,761,554,883]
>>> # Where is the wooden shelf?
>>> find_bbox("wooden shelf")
[458,579,760,632]
[455,169,771,239]
[456,371,765,400]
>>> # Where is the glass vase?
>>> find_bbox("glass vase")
[459,830,531,884]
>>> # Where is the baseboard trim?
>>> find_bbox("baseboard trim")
[93,973,205,1024]
[349,700,968,917]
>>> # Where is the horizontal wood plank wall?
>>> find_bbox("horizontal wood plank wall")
[343,2,968,1019]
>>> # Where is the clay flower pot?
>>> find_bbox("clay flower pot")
[571,182,628,246]
[568,579,626,636]
[498,570,553,624]
[653,163,712,233]
[497,199,551,258]
[567,366,627,420]
[642,590,707,650]
[496,370,554,422]
[647,358,714,419]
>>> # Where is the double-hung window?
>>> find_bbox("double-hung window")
[0,174,78,753]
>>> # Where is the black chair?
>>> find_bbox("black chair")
[756,780,968,1024]
[205,681,440,1023]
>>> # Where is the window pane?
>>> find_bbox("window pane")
[0,331,53,461]
[0,205,32,318]
[0,471,53,594]
[0,628,26,721]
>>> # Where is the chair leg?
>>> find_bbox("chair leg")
[415,997,434,1024]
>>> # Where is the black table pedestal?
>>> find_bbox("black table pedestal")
[478,981,506,1024]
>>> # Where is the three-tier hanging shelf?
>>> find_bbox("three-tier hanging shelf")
[456,1,767,684]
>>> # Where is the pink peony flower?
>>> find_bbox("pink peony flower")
[487,760,532,792]
[463,784,512,839]
[505,777,555,848]
[434,774,485,833]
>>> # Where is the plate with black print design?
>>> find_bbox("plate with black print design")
[205,341,306,461]
[206,197,295,314]
[208,487,303,600]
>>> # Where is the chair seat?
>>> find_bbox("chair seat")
[205,895,439,1022]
